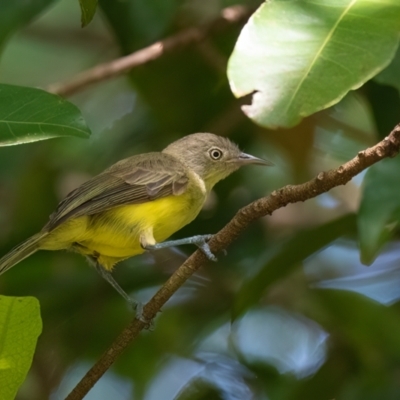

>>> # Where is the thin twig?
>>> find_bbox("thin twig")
[47,5,252,97]
[65,124,400,400]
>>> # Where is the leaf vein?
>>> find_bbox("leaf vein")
[284,0,358,113]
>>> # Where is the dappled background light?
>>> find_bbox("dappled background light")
[306,242,400,305]
[232,307,328,379]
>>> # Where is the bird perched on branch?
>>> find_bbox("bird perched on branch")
[0,133,271,311]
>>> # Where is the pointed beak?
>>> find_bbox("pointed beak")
[237,152,274,166]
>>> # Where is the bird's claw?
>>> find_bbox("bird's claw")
[195,235,217,262]
[130,300,154,329]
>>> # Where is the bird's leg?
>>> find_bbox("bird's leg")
[142,234,217,261]
[86,256,145,320]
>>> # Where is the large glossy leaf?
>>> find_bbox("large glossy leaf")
[358,157,400,264]
[0,84,91,146]
[233,214,357,319]
[0,0,56,49]
[0,296,42,400]
[228,0,400,128]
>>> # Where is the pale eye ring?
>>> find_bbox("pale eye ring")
[209,148,223,160]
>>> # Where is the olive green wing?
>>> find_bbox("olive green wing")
[45,152,188,230]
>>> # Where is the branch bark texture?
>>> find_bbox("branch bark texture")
[65,125,400,400]
[47,5,252,97]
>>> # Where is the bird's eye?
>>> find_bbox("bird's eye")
[209,148,223,160]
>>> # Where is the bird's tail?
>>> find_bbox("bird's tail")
[0,232,47,275]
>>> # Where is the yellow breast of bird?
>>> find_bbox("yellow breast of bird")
[88,191,204,258]
[42,195,200,266]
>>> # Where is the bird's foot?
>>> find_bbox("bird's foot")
[191,235,217,261]
[130,300,154,329]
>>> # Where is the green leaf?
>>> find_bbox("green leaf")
[358,156,400,264]
[233,214,357,319]
[227,0,400,128]
[0,296,42,400]
[0,0,56,49]
[79,0,98,27]
[0,84,91,146]
[314,290,400,361]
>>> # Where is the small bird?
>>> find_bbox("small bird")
[0,133,271,309]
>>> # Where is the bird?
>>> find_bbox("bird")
[0,133,271,310]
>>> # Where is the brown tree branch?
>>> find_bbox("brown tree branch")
[65,124,400,400]
[47,5,252,97]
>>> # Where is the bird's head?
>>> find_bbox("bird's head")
[163,132,272,192]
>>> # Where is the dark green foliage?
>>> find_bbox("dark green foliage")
[1,1,400,399]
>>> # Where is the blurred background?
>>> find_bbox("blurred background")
[1,0,400,399]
